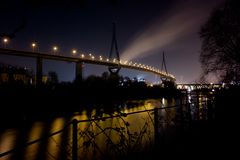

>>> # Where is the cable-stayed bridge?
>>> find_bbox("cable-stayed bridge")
[0,48,175,84]
[0,23,175,84]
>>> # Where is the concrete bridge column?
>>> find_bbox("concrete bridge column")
[36,57,43,86]
[76,61,83,81]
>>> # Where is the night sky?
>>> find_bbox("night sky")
[0,0,225,83]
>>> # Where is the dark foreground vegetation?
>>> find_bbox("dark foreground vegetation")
[169,86,239,159]
[142,86,240,159]
[0,73,180,124]
[0,73,179,105]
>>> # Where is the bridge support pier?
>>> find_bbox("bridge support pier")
[36,57,43,86]
[75,61,83,81]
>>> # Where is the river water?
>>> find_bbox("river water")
[0,93,213,160]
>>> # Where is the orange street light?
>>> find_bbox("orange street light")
[53,46,58,55]
[72,49,77,55]
[3,37,8,48]
[31,42,37,52]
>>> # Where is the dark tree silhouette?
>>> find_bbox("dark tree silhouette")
[200,0,240,83]
[48,71,59,84]
[101,71,110,80]
[0,17,26,39]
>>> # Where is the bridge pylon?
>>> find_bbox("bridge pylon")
[161,51,168,75]
[108,22,121,75]
[36,57,43,86]
[76,61,83,81]
[160,51,169,82]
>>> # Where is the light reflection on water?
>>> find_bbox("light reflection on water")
[0,98,189,160]
[47,118,66,160]
[69,98,173,159]
[0,129,18,160]
[23,122,44,160]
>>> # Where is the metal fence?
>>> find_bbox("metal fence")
[0,100,204,160]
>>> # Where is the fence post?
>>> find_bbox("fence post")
[180,98,184,122]
[72,119,78,160]
[154,108,159,147]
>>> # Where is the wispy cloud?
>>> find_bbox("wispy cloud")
[121,0,224,61]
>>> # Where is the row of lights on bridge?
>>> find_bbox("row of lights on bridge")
[2,37,102,58]
[1,37,175,79]
[2,37,60,54]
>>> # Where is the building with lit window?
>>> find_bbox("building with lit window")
[0,63,33,85]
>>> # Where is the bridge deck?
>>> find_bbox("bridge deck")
[0,48,175,81]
